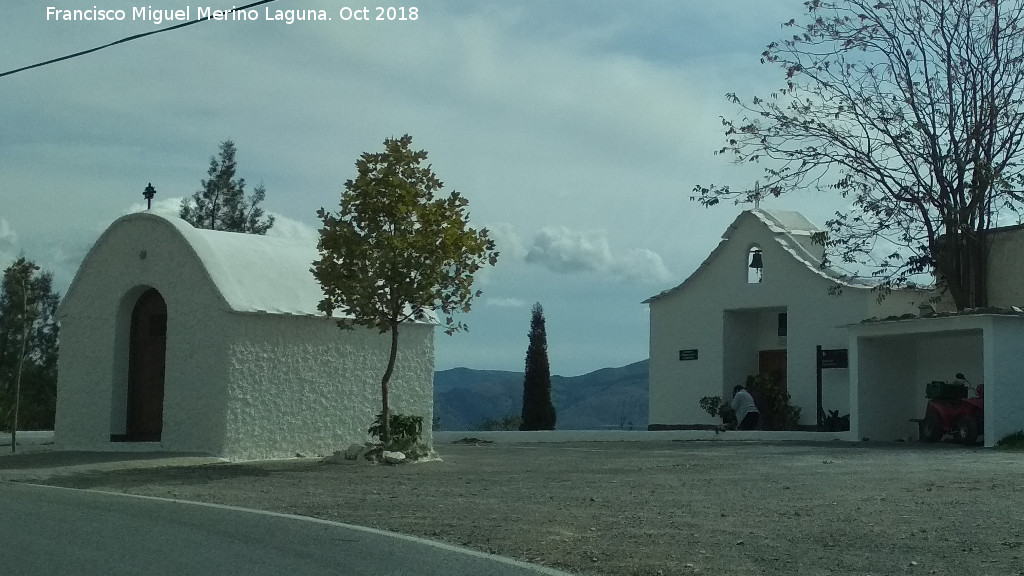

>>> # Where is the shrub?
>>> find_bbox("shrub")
[699,396,723,418]
[745,373,801,430]
[997,430,1024,450]
[822,409,850,432]
[368,412,424,453]
[699,395,736,425]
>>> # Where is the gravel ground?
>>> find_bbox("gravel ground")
[25,440,1024,576]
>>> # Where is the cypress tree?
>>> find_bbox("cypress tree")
[520,302,555,430]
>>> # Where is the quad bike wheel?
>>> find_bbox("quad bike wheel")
[920,412,943,442]
[954,416,980,445]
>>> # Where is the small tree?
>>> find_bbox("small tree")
[313,135,498,445]
[520,303,555,430]
[0,258,60,450]
[180,140,275,234]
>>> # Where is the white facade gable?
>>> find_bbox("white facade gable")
[646,209,923,429]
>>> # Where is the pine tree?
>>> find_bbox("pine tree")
[179,140,275,234]
[520,302,555,431]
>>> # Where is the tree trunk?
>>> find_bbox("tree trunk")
[379,321,400,446]
[936,221,991,311]
[11,279,28,453]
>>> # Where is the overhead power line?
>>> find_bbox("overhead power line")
[0,0,279,79]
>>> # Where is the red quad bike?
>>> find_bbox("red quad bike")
[919,373,984,445]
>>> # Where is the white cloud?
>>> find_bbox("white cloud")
[487,296,529,308]
[612,248,672,284]
[124,196,185,221]
[123,196,319,244]
[525,227,671,284]
[486,222,527,260]
[526,227,613,273]
[0,218,19,266]
[264,213,319,245]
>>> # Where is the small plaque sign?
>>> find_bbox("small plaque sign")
[820,348,848,369]
[679,349,698,361]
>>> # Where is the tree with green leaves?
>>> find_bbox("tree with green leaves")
[0,258,60,447]
[313,135,499,445]
[180,140,275,234]
[520,302,555,431]
[693,0,1024,310]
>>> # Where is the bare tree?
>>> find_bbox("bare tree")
[694,0,1024,309]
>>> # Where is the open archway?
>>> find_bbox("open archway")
[126,288,167,441]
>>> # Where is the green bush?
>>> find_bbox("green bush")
[997,430,1024,450]
[699,395,736,425]
[699,396,723,418]
[368,412,424,453]
[822,409,850,432]
[745,373,801,430]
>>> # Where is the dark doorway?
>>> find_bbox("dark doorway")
[126,288,167,441]
[758,349,788,393]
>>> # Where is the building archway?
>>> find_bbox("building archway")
[126,288,167,441]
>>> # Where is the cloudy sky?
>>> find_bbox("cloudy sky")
[1,0,849,376]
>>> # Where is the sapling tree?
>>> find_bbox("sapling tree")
[313,135,498,445]
[0,258,60,450]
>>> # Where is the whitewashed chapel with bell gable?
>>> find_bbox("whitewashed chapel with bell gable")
[645,209,924,430]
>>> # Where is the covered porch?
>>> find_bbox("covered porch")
[850,314,1024,447]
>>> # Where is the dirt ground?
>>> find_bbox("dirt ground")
[25,440,1024,576]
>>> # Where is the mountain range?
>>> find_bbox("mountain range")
[433,359,648,431]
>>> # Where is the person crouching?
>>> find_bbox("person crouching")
[731,385,760,431]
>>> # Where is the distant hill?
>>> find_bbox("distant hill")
[433,360,648,431]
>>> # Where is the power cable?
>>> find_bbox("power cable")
[0,0,280,79]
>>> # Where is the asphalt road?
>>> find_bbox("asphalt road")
[1,482,572,576]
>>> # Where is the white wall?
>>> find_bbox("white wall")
[649,286,724,426]
[986,318,1024,444]
[987,227,1024,307]
[820,366,849,417]
[221,315,434,460]
[852,336,916,442]
[56,217,231,453]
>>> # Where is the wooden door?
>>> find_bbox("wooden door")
[758,349,787,393]
[127,289,167,441]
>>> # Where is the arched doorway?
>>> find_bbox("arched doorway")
[127,288,167,441]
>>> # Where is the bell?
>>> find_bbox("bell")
[749,250,763,269]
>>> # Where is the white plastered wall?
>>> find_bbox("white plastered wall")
[987,227,1024,307]
[983,318,1024,444]
[55,217,230,453]
[220,315,435,460]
